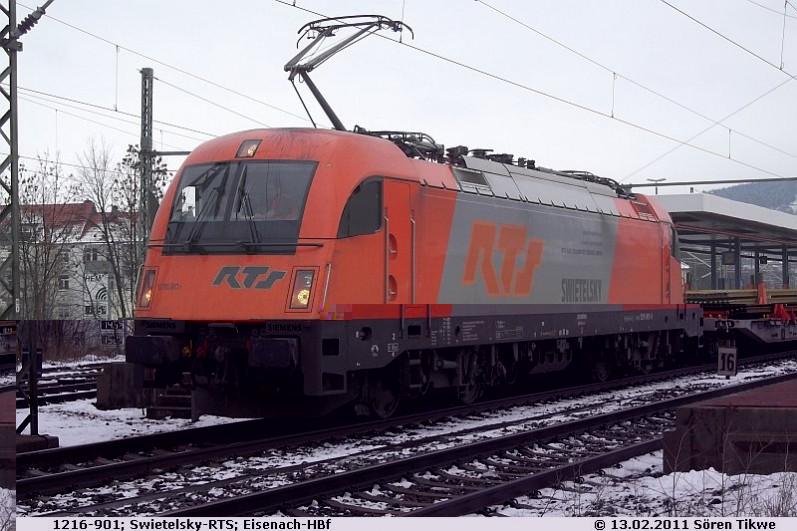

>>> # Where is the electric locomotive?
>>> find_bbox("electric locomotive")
[125,15,702,418]
[127,126,702,417]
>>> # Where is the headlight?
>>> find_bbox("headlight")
[138,269,157,309]
[289,270,315,309]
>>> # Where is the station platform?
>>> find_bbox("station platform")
[663,376,797,475]
[657,193,797,291]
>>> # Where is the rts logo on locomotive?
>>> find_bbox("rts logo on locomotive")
[212,266,287,290]
[463,221,544,297]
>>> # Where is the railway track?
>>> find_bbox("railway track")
[170,407,674,516]
[27,363,105,380]
[17,353,797,516]
[170,371,797,517]
[17,363,106,407]
[16,359,716,476]
[16,381,97,408]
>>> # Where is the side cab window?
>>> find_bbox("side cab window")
[337,178,382,238]
[671,225,681,260]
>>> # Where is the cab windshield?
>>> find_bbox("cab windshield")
[164,160,317,254]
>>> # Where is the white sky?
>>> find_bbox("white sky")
[13,0,797,195]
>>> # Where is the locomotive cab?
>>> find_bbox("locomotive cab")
[128,129,428,406]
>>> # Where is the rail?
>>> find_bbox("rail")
[164,371,797,516]
[20,350,797,510]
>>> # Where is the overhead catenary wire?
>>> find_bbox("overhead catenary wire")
[16,88,209,144]
[16,1,795,184]
[21,96,153,146]
[402,42,786,176]
[742,0,797,19]
[475,0,797,173]
[11,84,216,139]
[625,76,795,179]
[17,2,312,125]
[19,95,191,152]
[272,0,790,180]
[1,152,178,183]
[153,76,272,128]
[658,0,797,75]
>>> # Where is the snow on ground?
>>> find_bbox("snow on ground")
[15,399,245,446]
[0,489,13,528]
[43,355,126,368]
[15,362,775,449]
[501,452,797,517]
[39,355,125,378]
[18,356,245,445]
[17,357,797,448]
[15,358,797,516]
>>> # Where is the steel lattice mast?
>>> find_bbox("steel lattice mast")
[0,0,54,318]
[0,0,22,318]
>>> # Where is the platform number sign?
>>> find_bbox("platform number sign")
[100,320,123,345]
[717,344,738,377]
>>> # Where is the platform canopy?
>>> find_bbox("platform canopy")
[655,193,797,289]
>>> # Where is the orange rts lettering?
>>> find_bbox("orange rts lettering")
[463,221,544,297]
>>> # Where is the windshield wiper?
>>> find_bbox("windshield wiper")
[185,166,228,244]
[234,177,262,245]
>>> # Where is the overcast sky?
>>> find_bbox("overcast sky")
[14,0,797,195]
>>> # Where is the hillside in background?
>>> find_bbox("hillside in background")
[708,181,797,214]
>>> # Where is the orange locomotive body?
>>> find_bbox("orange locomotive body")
[128,128,702,417]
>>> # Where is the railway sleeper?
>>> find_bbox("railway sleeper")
[384,483,454,499]
[479,457,538,475]
[433,468,503,487]
[321,497,397,516]
[413,474,483,492]
[355,490,433,508]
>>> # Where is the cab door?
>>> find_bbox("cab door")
[661,224,671,303]
[383,180,413,303]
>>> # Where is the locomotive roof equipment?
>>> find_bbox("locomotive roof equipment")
[285,15,413,132]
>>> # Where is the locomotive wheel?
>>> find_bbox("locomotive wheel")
[458,382,483,405]
[368,373,401,419]
[458,348,484,404]
[592,360,611,383]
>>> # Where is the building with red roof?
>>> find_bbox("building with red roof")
[3,200,139,320]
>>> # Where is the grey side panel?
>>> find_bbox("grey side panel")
[438,195,619,304]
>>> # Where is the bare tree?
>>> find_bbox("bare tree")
[78,141,169,318]
[21,319,96,361]
[17,155,81,319]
